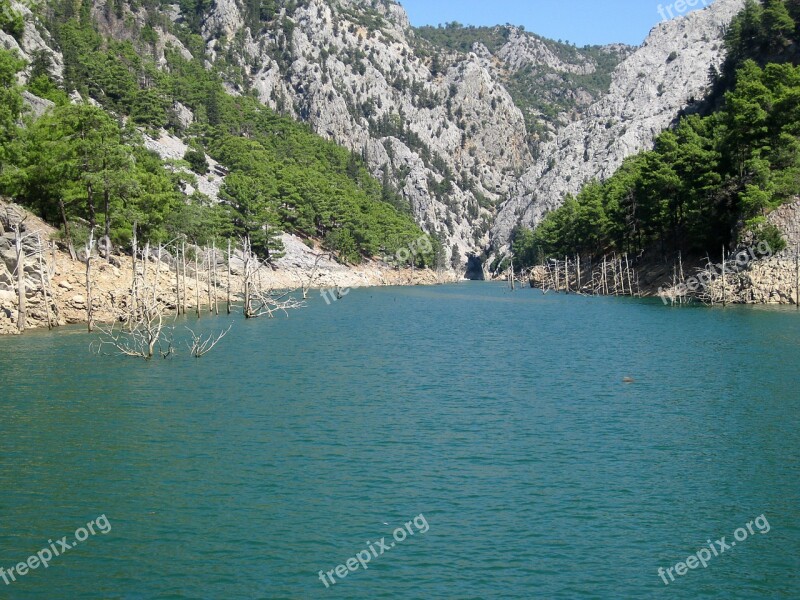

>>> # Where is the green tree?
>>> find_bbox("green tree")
[0,0,24,40]
[511,227,538,269]
[184,148,209,175]
[0,48,23,154]
[761,0,795,54]
[220,172,284,261]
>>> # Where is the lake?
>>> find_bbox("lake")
[0,283,798,598]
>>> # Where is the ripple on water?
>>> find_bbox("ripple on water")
[0,284,797,599]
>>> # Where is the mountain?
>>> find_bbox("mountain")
[491,0,746,256]
[198,0,531,265]
[415,23,634,136]
[192,0,744,268]
[1,0,746,276]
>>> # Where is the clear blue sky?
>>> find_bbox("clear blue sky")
[399,0,709,46]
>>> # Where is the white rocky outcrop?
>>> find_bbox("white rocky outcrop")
[0,1,63,82]
[200,0,532,263]
[491,0,745,251]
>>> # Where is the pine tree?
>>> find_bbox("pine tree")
[762,0,795,54]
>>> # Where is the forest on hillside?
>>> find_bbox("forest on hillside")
[0,0,435,266]
[512,0,800,269]
[415,22,628,135]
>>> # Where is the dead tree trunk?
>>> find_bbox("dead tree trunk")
[152,244,162,307]
[14,224,26,332]
[36,233,53,329]
[130,225,138,327]
[181,239,187,316]
[194,247,200,318]
[721,246,727,308]
[227,239,232,315]
[175,243,181,317]
[602,256,607,295]
[204,246,214,314]
[243,237,253,318]
[625,254,633,297]
[212,240,219,316]
[85,229,95,333]
[554,259,560,292]
[795,237,799,309]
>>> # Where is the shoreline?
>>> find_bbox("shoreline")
[0,202,459,336]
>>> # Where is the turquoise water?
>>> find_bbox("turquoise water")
[0,283,798,599]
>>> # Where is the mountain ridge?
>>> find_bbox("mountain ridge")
[1,0,745,276]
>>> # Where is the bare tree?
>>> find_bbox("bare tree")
[185,325,232,358]
[130,223,138,327]
[212,239,219,315]
[227,239,233,315]
[13,217,27,333]
[85,229,96,332]
[94,292,172,360]
[289,250,332,300]
[174,239,182,317]
[94,242,231,360]
[194,245,201,318]
[4,207,57,332]
[181,237,188,315]
[241,235,305,318]
[36,232,54,329]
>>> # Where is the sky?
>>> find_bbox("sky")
[398,0,711,46]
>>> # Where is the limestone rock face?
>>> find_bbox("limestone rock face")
[142,130,225,203]
[196,0,743,267]
[21,91,54,119]
[0,1,63,82]
[6,0,746,274]
[200,0,531,263]
[491,0,746,252]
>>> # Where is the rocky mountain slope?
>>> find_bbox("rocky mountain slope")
[2,0,746,274]
[196,0,530,263]
[491,0,746,253]
[416,23,634,136]
[195,0,745,266]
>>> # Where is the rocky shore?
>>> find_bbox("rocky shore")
[521,201,800,306]
[0,201,457,336]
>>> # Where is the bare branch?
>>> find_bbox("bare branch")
[185,325,232,358]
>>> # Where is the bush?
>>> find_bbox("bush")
[184,148,209,175]
[0,1,24,41]
[746,218,787,253]
[324,228,360,264]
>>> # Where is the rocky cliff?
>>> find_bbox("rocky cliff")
[2,0,747,272]
[192,0,745,266]
[491,0,746,253]
[196,0,530,263]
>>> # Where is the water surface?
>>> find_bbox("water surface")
[0,283,798,598]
